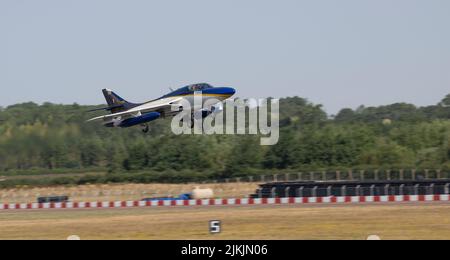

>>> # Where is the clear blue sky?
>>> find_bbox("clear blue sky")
[1,0,449,114]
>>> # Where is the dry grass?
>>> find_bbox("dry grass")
[0,183,260,203]
[0,203,449,240]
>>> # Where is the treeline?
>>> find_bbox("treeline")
[0,94,450,181]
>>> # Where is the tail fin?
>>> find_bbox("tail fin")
[102,89,137,114]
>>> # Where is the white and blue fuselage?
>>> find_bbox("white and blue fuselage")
[88,83,236,132]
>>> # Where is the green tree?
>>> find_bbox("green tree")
[440,94,450,107]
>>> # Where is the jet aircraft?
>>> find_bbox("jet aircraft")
[87,83,236,133]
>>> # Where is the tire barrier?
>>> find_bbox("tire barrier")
[252,179,450,198]
[215,169,449,184]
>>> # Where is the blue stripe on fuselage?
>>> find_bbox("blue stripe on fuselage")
[202,87,235,96]
[161,87,235,98]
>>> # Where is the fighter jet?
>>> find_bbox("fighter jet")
[87,83,236,133]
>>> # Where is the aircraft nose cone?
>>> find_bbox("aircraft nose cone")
[222,87,236,96]
[203,87,236,97]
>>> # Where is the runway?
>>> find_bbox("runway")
[0,202,449,240]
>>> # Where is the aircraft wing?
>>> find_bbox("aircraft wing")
[87,97,183,122]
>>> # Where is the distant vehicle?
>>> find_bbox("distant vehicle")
[37,196,69,204]
[141,193,192,202]
[87,83,236,133]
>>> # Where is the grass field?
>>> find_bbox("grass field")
[0,182,259,203]
[0,203,449,240]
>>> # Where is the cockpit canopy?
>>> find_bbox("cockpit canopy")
[162,83,214,98]
[187,83,213,91]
